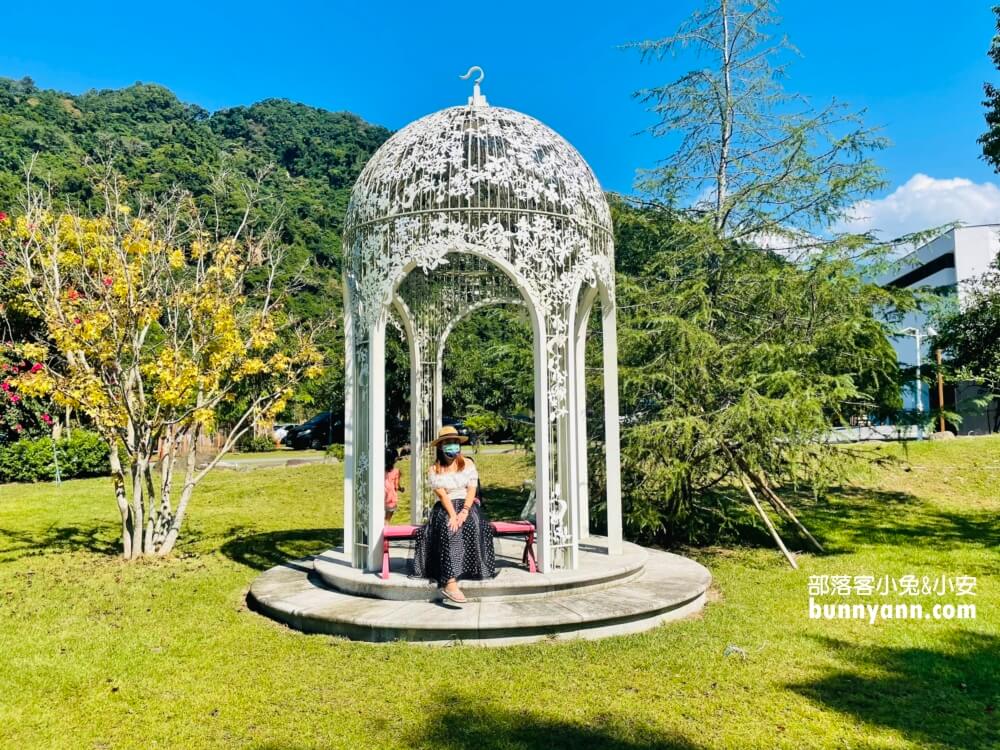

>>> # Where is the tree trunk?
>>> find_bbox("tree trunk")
[143,464,157,554]
[108,441,133,559]
[157,424,201,556]
[130,457,146,558]
[153,435,176,548]
[714,0,733,236]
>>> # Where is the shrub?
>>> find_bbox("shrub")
[0,430,109,483]
[237,434,277,453]
[325,443,345,460]
[463,406,504,444]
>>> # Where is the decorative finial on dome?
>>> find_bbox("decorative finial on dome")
[459,66,488,108]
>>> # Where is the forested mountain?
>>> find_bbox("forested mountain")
[0,76,399,420]
[0,76,391,322]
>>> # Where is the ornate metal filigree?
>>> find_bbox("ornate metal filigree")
[344,105,614,420]
[343,95,616,569]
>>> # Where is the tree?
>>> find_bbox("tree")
[980,6,1000,171]
[0,163,328,558]
[621,0,918,565]
[607,201,906,559]
[933,260,1000,433]
[627,0,888,243]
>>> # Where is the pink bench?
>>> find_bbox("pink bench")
[381,520,537,579]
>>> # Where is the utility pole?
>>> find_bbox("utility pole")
[936,347,946,433]
[898,326,932,440]
[915,327,923,440]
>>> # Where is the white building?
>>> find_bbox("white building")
[877,225,999,434]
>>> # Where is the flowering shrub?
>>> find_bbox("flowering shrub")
[0,346,54,443]
[0,172,329,557]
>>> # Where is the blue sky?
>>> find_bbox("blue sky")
[1,1,997,236]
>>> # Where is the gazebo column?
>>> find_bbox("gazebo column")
[419,356,437,519]
[358,315,387,571]
[559,311,580,570]
[393,299,425,525]
[601,294,623,555]
[432,349,444,433]
[534,317,555,573]
[408,360,423,524]
[342,293,355,555]
[571,287,598,543]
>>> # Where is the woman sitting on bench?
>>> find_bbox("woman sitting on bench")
[410,425,497,603]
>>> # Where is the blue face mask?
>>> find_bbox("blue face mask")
[442,443,461,458]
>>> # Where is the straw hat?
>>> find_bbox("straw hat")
[430,424,468,446]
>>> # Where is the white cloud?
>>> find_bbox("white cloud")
[838,174,1000,240]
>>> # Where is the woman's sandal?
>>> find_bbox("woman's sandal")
[441,588,467,604]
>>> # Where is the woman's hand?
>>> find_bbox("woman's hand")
[456,507,470,527]
[448,513,461,533]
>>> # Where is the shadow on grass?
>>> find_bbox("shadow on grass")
[656,479,997,563]
[0,523,120,562]
[789,631,1000,749]
[398,695,708,750]
[480,485,531,522]
[220,527,343,571]
[790,485,1000,554]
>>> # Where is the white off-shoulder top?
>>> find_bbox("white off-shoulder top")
[427,460,479,501]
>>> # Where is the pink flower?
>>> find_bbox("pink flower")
[73,317,82,325]
[103,277,113,287]
[40,413,52,425]
[9,394,20,404]
[0,381,9,392]
[13,423,22,432]
[0,211,7,222]
[30,363,43,373]
[67,289,80,301]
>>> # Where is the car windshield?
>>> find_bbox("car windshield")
[305,413,328,426]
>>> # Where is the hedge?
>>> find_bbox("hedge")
[0,430,110,483]
[237,434,277,453]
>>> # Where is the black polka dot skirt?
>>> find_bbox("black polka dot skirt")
[409,499,497,587]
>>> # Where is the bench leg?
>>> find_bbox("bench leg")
[524,533,537,574]
[381,541,390,580]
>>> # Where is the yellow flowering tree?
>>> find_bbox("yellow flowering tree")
[0,166,327,558]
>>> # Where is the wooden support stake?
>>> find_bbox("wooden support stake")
[739,472,798,569]
[751,471,825,553]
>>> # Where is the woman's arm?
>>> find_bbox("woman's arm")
[435,487,461,531]
[456,483,476,527]
[458,463,478,524]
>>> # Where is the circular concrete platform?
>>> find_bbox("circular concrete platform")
[313,538,649,601]
[248,537,712,646]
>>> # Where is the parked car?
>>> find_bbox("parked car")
[386,416,410,455]
[443,416,478,445]
[271,423,297,445]
[283,412,344,450]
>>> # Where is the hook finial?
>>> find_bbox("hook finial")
[459,66,488,107]
[460,66,485,85]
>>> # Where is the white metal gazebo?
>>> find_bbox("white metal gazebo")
[342,70,623,573]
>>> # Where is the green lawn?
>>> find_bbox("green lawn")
[0,439,997,749]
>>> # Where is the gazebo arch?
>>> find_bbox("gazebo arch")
[341,72,623,573]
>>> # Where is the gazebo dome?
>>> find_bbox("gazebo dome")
[344,105,612,238]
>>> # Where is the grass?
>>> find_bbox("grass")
[0,439,997,749]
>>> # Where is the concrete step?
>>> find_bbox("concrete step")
[248,546,711,646]
[312,538,649,602]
